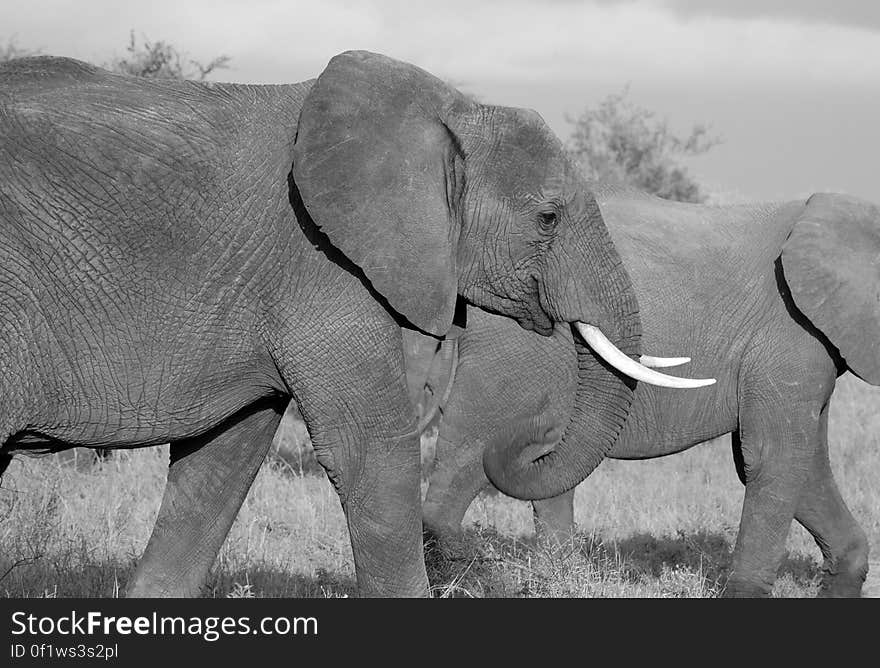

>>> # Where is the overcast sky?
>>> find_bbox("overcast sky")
[3,0,879,204]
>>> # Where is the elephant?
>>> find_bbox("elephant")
[0,51,708,597]
[418,184,880,597]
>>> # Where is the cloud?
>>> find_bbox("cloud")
[655,0,880,32]
[346,1,880,92]
[2,2,878,208]
[4,0,880,91]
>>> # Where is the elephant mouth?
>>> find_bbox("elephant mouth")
[524,276,555,336]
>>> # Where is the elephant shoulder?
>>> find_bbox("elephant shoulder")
[780,193,880,384]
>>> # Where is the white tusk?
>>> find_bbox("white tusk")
[640,355,691,368]
[576,323,715,389]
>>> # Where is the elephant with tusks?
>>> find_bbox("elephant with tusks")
[417,185,880,598]
[0,53,709,596]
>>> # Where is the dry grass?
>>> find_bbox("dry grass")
[1,374,878,598]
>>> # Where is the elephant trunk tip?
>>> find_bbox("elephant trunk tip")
[482,415,574,501]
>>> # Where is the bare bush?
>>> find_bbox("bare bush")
[567,86,721,203]
[103,31,230,80]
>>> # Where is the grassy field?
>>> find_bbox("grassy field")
[1,373,878,598]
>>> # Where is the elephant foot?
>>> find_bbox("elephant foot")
[720,578,773,598]
[532,491,576,555]
[818,576,864,598]
[423,525,500,597]
[423,524,479,561]
[817,547,869,598]
[534,526,579,558]
[863,561,880,598]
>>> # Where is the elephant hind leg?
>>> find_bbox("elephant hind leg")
[794,411,868,598]
[127,397,285,598]
[726,397,825,597]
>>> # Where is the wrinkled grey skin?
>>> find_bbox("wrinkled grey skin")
[0,52,641,597]
[420,185,880,598]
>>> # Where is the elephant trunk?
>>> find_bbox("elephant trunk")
[483,199,640,500]
[483,191,713,499]
[482,330,636,500]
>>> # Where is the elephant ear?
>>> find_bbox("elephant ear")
[781,193,880,384]
[292,50,465,336]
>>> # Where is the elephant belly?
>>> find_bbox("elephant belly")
[7,380,271,454]
[609,430,731,459]
[608,380,738,460]
[4,328,279,452]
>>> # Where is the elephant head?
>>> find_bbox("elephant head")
[292,51,708,497]
[294,51,634,338]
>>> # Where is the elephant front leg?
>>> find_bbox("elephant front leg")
[532,490,576,549]
[301,407,426,597]
[127,399,284,597]
[422,429,491,549]
[282,332,429,597]
[727,400,820,598]
[793,408,869,598]
[339,434,426,597]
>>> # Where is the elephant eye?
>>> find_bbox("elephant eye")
[537,210,558,229]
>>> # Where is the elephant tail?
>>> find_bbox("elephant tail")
[780,193,880,385]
